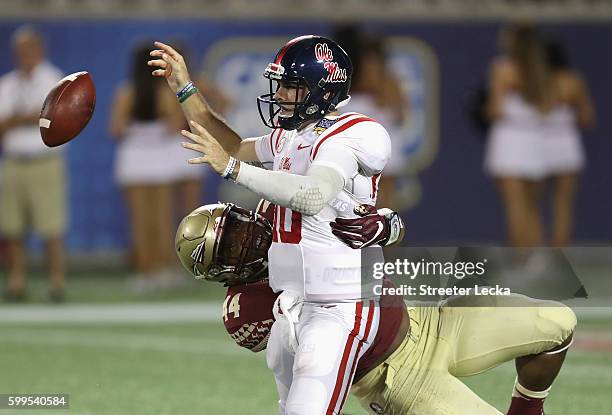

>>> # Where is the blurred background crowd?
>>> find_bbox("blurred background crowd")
[0,0,610,301]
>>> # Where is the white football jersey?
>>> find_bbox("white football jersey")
[253,112,391,301]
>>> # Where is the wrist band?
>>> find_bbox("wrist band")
[177,82,193,96]
[223,157,238,180]
[177,82,198,103]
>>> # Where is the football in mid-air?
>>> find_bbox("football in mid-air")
[39,71,96,147]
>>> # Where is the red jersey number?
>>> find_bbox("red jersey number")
[273,206,302,244]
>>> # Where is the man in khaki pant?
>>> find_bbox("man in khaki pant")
[0,26,66,302]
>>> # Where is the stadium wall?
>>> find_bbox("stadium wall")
[0,20,609,250]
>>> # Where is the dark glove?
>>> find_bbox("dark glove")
[330,205,404,249]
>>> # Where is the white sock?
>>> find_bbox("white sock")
[513,377,551,400]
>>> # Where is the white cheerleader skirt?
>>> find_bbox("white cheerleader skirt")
[541,132,585,175]
[484,123,547,180]
[114,122,175,186]
[165,133,206,182]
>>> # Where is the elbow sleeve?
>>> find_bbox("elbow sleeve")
[289,187,327,216]
[236,163,344,216]
[288,165,343,215]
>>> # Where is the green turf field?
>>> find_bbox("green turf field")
[1,321,611,415]
[1,274,611,414]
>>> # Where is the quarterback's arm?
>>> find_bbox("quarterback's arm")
[234,143,358,216]
[180,122,357,216]
[149,41,257,161]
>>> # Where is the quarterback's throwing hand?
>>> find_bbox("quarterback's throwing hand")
[148,41,191,93]
[181,120,230,176]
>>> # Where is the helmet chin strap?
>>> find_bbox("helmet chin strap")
[279,88,351,130]
[281,93,352,130]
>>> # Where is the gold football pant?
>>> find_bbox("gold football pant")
[351,295,576,415]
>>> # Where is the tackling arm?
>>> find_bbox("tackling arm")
[331,205,405,248]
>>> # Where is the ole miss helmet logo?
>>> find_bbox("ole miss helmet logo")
[315,43,347,83]
[315,43,334,62]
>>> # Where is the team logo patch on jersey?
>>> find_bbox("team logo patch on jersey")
[280,156,292,171]
[314,118,338,135]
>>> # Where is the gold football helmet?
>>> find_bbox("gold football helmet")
[175,203,273,285]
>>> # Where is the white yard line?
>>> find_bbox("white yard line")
[0,302,221,324]
[1,328,258,358]
[0,303,611,324]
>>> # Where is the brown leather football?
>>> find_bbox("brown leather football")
[39,71,95,147]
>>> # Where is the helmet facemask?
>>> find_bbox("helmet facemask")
[205,205,272,286]
[257,64,312,130]
[258,62,339,131]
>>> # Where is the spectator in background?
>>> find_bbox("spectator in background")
[542,39,595,246]
[334,26,409,211]
[109,43,184,292]
[0,26,65,302]
[484,24,595,247]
